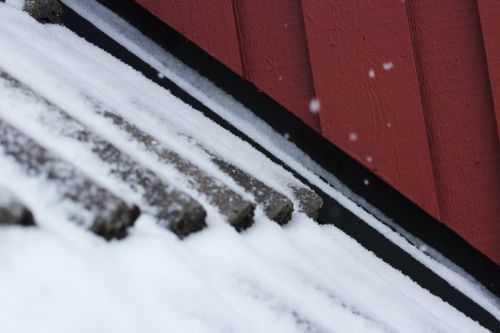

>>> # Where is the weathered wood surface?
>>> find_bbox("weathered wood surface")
[83,97,256,231]
[0,72,206,238]
[405,0,500,264]
[211,157,293,225]
[289,185,323,221]
[25,0,63,24]
[0,118,138,239]
[207,151,321,222]
[0,187,35,227]
[0,0,63,24]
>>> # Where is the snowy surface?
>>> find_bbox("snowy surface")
[0,3,496,333]
[4,0,25,10]
[0,188,15,206]
[60,0,500,320]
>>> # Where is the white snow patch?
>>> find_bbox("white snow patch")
[4,0,25,10]
[0,187,16,206]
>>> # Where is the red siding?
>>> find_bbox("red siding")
[477,0,500,139]
[232,0,320,130]
[406,0,500,264]
[136,0,243,75]
[300,0,440,219]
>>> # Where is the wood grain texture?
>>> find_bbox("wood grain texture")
[135,0,243,75]
[301,0,440,219]
[477,0,500,139]
[406,0,500,264]
[232,0,320,131]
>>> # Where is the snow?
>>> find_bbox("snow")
[0,3,496,333]
[368,69,376,78]
[349,132,359,142]
[60,0,500,320]
[0,188,15,206]
[383,62,394,71]
[309,97,321,113]
[4,0,25,10]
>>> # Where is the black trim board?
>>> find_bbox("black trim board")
[60,2,500,331]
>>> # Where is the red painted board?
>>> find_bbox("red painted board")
[232,0,320,131]
[301,0,440,219]
[135,0,243,75]
[477,0,500,140]
[406,0,500,264]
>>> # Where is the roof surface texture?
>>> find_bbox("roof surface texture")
[0,3,496,333]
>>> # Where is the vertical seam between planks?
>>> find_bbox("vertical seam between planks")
[231,0,248,79]
[298,0,322,133]
[403,0,445,221]
[474,0,500,140]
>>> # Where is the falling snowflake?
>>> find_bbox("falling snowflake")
[368,69,376,79]
[309,97,321,113]
[387,122,392,128]
[348,132,358,142]
[383,62,394,71]
[366,155,373,163]
[363,179,370,186]
[278,76,283,81]
[419,244,428,252]
[157,72,165,79]
[284,132,290,140]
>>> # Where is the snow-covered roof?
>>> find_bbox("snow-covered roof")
[0,3,496,332]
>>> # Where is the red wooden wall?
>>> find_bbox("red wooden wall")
[300,0,440,219]
[233,0,320,131]
[405,0,500,264]
[136,0,243,75]
[137,0,500,265]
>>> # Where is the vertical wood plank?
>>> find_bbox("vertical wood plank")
[477,0,500,139]
[301,0,440,219]
[406,0,500,264]
[135,0,243,75]
[232,0,320,131]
